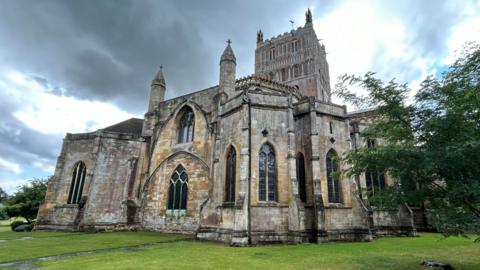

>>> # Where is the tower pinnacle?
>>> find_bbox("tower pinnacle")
[219,39,236,99]
[305,8,312,24]
[257,30,263,44]
[148,65,166,112]
[220,39,236,64]
[152,65,165,86]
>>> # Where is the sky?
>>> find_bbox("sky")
[0,0,479,194]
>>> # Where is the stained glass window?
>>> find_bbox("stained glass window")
[167,165,188,210]
[326,150,341,203]
[259,143,276,201]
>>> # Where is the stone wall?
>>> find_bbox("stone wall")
[36,131,143,230]
[36,133,98,229]
[80,134,143,228]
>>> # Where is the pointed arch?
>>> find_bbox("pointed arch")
[326,149,341,203]
[177,106,195,143]
[296,152,307,203]
[142,151,209,195]
[225,145,237,202]
[259,142,277,201]
[67,161,86,204]
[167,165,189,210]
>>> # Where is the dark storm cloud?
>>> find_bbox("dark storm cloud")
[1,0,472,189]
[0,0,321,114]
[0,0,321,186]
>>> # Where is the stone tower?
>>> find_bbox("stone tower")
[148,66,166,112]
[219,40,237,99]
[254,8,331,101]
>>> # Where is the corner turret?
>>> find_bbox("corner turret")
[219,39,237,99]
[148,66,166,112]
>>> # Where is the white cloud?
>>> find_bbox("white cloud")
[313,0,480,109]
[0,157,21,175]
[443,11,480,64]
[0,177,30,194]
[1,70,136,135]
[32,158,55,174]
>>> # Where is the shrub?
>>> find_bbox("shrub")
[10,220,27,231]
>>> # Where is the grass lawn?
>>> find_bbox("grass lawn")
[0,231,479,270]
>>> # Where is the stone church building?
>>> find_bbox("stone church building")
[36,10,416,245]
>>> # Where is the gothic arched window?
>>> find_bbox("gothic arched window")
[178,107,195,143]
[294,64,301,78]
[259,143,277,201]
[365,139,385,196]
[326,150,341,203]
[296,153,307,203]
[281,68,288,81]
[167,165,188,211]
[68,161,86,204]
[293,39,298,52]
[225,146,236,202]
[366,171,386,196]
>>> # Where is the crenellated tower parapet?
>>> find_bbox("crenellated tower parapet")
[254,8,331,102]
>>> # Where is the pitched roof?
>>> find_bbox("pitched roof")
[101,118,144,135]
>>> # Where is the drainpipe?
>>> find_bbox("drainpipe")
[351,122,362,200]
[244,93,252,245]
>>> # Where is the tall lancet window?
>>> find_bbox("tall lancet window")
[178,107,195,143]
[167,165,188,211]
[225,146,236,202]
[326,149,341,203]
[296,153,307,203]
[259,143,277,201]
[365,139,385,196]
[68,161,87,204]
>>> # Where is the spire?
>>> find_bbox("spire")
[152,65,165,86]
[257,30,263,44]
[305,8,312,24]
[148,65,166,112]
[220,39,236,64]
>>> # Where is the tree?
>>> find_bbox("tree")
[0,187,7,203]
[4,178,49,223]
[0,187,8,220]
[335,43,480,237]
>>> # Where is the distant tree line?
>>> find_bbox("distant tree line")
[0,178,49,223]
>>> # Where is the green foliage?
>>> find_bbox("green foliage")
[335,43,480,237]
[0,207,7,220]
[0,187,7,203]
[4,178,49,223]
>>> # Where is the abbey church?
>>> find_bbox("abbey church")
[36,9,417,245]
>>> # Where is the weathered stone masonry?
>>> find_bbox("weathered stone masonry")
[36,9,416,245]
